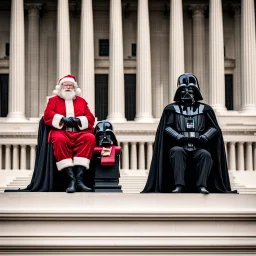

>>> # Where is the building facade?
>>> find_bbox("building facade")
[0,0,256,192]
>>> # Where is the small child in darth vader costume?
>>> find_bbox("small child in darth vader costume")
[142,73,236,194]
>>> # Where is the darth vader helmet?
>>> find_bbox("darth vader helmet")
[173,73,203,103]
[94,120,118,146]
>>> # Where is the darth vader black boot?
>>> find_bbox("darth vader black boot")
[65,167,76,193]
[76,166,92,192]
[197,186,209,194]
[172,185,184,193]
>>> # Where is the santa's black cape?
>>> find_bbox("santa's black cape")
[142,103,237,193]
[5,118,94,192]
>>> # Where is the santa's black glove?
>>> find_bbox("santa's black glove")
[61,117,74,127]
[69,117,81,127]
[198,135,208,144]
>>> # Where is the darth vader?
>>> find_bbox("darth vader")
[142,73,235,194]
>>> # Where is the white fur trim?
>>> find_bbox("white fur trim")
[73,157,90,169]
[52,114,64,129]
[59,77,78,88]
[56,158,73,171]
[56,84,61,90]
[65,99,74,117]
[77,116,88,130]
[75,88,81,96]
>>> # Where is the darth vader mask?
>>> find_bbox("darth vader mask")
[94,120,118,147]
[173,73,203,103]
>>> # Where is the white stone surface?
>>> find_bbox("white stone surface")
[169,0,184,102]
[209,0,226,112]
[79,0,95,114]
[25,4,41,118]
[108,0,126,122]
[190,4,207,100]
[6,0,26,122]
[57,0,71,79]
[240,0,256,113]
[135,0,153,122]
[232,4,242,111]
[0,193,256,255]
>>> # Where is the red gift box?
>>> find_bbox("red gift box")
[93,146,121,166]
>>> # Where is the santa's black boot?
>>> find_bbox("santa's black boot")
[65,167,76,193]
[76,166,92,192]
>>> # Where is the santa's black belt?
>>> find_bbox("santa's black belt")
[61,127,79,132]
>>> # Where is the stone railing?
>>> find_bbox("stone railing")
[0,125,255,172]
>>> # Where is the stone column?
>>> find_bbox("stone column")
[189,5,207,101]
[229,142,236,171]
[130,142,137,170]
[147,142,153,170]
[232,4,241,111]
[57,0,71,79]
[108,0,126,122]
[30,145,36,171]
[79,0,95,114]
[7,0,26,121]
[5,145,11,170]
[169,0,185,102]
[245,142,253,171]
[254,143,256,171]
[20,145,26,170]
[135,0,153,122]
[12,145,19,170]
[240,0,256,112]
[209,0,226,112]
[122,142,129,170]
[237,142,244,171]
[25,4,42,117]
[0,145,2,169]
[138,142,145,170]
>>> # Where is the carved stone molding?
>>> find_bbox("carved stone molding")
[0,59,9,69]
[189,4,207,17]
[231,4,241,16]
[24,3,43,17]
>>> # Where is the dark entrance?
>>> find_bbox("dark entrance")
[125,74,136,121]
[0,74,8,117]
[225,74,234,110]
[95,74,108,121]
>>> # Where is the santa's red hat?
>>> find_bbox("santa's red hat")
[53,74,81,96]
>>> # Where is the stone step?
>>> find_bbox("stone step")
[1,193,256,255]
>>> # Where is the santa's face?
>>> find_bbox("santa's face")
[60,82,76,100]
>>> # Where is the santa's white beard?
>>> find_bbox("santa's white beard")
[59,89,76,100]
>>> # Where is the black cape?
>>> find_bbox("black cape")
[142,103,235,193]
[5,118,93,192]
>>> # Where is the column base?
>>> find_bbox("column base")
[210,105,227,114]
[239,105,256,115]
[107,113,127,123]
[6,113,27,122]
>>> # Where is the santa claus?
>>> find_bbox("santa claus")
[44,74,96,193]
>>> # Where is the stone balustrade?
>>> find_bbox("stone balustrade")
[0,131,255,172]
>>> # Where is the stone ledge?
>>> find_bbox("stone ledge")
[1,193,255,219]
[1,193,256,254]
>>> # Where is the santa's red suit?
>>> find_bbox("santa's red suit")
[43,95,96,171]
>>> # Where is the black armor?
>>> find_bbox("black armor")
[165,103,217,151]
